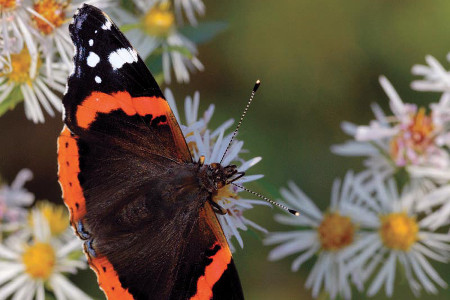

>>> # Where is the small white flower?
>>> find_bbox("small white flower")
[29,0,114,70]
[332,76,450,180]
[0,47,66,123]
[0,169,34,232]
[0,50,11,74]
[411,54,450,93]
[0,209,91,300]
[416,184,450,229]
[265,171,371,300]
[0,0,39,78]
[172,0,205,25]
[144,0,204,25]
[166,89,267,251]
[112,1,204,83]
[342,173,450,297]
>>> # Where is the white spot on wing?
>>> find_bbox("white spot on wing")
[87,52,100,67]
[95,76,102,83]
[95,30,98,34]
[108,48,138,70]
[101,19,112,30]
[89,39,93,46]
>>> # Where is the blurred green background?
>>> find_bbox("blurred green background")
[1,0,449,299]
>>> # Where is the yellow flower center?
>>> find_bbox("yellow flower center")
[2,48,39,84]
[212,185,241,215]
[318,212,355,251]
[390,108,435,165]
[379,212,418,251]
[30,201,69,236]
[22,242,56,279]
[32,0,67,35]
[0,0,16,11]
[141,2,175,37]
[213,185,238,204]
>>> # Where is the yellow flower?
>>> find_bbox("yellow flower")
[30,201,69,236]
[379,212,418,251]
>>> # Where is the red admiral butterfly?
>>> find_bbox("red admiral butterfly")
[57,4,245,300]
[58,4,298,299]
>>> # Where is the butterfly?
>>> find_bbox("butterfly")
[58,4,246,300]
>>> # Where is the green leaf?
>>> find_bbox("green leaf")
[0,85,23,117]
[119,0,137,12]
[393,167,410,193]
[120,23,140,33]
[179,21,228,44]
[144,44,193,77]
[150,45,193,59]
[153,72,165,86]
[166,45,192,58]
[145,52,163,74]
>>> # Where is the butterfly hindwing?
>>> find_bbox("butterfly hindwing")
[58,4,245,300]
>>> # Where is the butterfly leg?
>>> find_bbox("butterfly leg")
[227,172,245,184]
[209,199,228,215]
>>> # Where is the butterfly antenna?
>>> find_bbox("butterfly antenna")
[219,80,261,165]
[231,183,300,216]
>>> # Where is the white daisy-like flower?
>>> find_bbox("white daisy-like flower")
[264,171,372,300]
[28,0,113,70]
[411,54,450,93]
[332,76,450,180]
[0,208,91,300]
[146,0,205,25]
[113,1,204,83]
[341,173,450,297]
[29,201,73,239]
[1,0,113,73]
[0,0,39,77]
[0,46,11,74]
[0,47,66,123]
[0,169,34,233]
[172,0,204,25]
[416,184,450,229]
[166,89,268,251]
[165,88,233,144]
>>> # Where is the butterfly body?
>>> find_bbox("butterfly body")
[58,4,245,300]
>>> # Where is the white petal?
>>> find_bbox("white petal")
[291,244,319,272]
[0,264,24,285]
[0,274,29,300]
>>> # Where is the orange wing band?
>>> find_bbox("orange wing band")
[190,243,232,300]
[90,255,134,300]
[58,125,133,300]
[75,91,169,129]
[75,91,192,163]
[57,126,86,223]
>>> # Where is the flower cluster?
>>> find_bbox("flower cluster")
[1,0,221,122]
[166,89,269,252]
[0,169,34,233]
[0,170,90,299]
[0,0,112,123]
[110,0,207,84]
[265,56,450,299]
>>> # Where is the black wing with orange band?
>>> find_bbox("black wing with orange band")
[63,4,190,163]
[58,4,244,300]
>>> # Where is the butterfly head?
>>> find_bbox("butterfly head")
[198,163,243,193]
